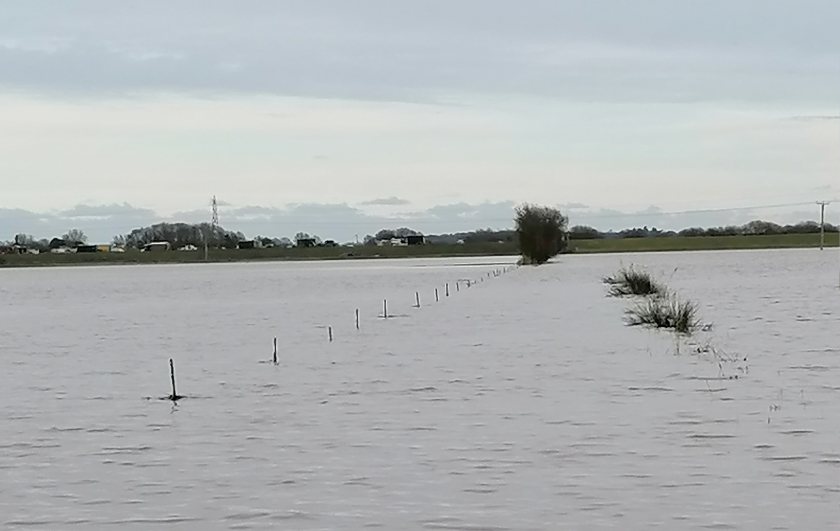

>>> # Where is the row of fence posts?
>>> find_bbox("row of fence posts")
[313,265,515,343]
[165,264,518,401]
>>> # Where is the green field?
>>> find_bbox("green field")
[0,242,519,268]
[1,233,837,268]
[571,232,839,253]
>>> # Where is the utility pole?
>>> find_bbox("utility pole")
[205,195,219,261]
[817,201,830,250]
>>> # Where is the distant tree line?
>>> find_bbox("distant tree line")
[569,220,839,240]
[425,228,516,245]
[1,229,89,252]
[361,227,422,245]
[122,222,245,249]
[120,224,332,249]
[4,218,838,254]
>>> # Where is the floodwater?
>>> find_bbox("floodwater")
[1,250,839,530]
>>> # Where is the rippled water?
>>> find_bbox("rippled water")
[1,250,839,530]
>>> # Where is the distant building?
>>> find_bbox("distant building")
[376,235,425,246]
[323,240,338,247]
[10,244,31,254]
[143,241,171,252]
[76,245,98,253]
[237,240,256,249]
[296,238,317,248]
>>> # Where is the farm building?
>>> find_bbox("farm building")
[143,241,172,252]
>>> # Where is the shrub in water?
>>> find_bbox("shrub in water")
[515,203,568,265]
[603,266,664,297]
[625,295,700,335]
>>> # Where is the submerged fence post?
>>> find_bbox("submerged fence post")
[273,337,277,364]
[168,358,181,401]
[435,288,439,302]
[328,326,333,342]
[383,299,388,319]
[445,283,449,297]
[355,309,360,330]
[415,292,421,308]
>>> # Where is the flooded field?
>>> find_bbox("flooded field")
[1,250,839,530]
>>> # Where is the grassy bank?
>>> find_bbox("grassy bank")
[1,233,836,268]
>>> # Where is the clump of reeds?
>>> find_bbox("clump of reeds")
[603,266,664,297]
[625,295,700,335]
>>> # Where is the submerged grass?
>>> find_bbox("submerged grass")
[603,266,664,297]
[625,295,700,335]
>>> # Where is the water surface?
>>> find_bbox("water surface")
[1,251,838,529]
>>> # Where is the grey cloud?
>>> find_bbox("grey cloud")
[168,209,215,224]
[425,202,515,222]
[1,1,838,104]
[229,205,279,218]
[0,207,45,223]
[787,115,840,121]
[360,197,411,206]
[59,202,156,219]
[558,202,589,210]
[1,203,156,242]
[183,201,516,241]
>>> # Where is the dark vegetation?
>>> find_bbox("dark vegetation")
[2,208,836,264]
[625,296,700,335]
[514,204,568,265]
[426,228,516,245]
[604,264,701,335]
[0,241,520,266]
[603,266,665,297]
[570,219,838,240]
[124,222,246,249]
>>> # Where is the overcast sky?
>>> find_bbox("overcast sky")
[2,1,839,242]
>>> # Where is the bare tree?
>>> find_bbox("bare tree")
[63,228,87,245]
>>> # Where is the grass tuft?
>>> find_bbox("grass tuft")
[603,266,664,297]
[625,295,700,335]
